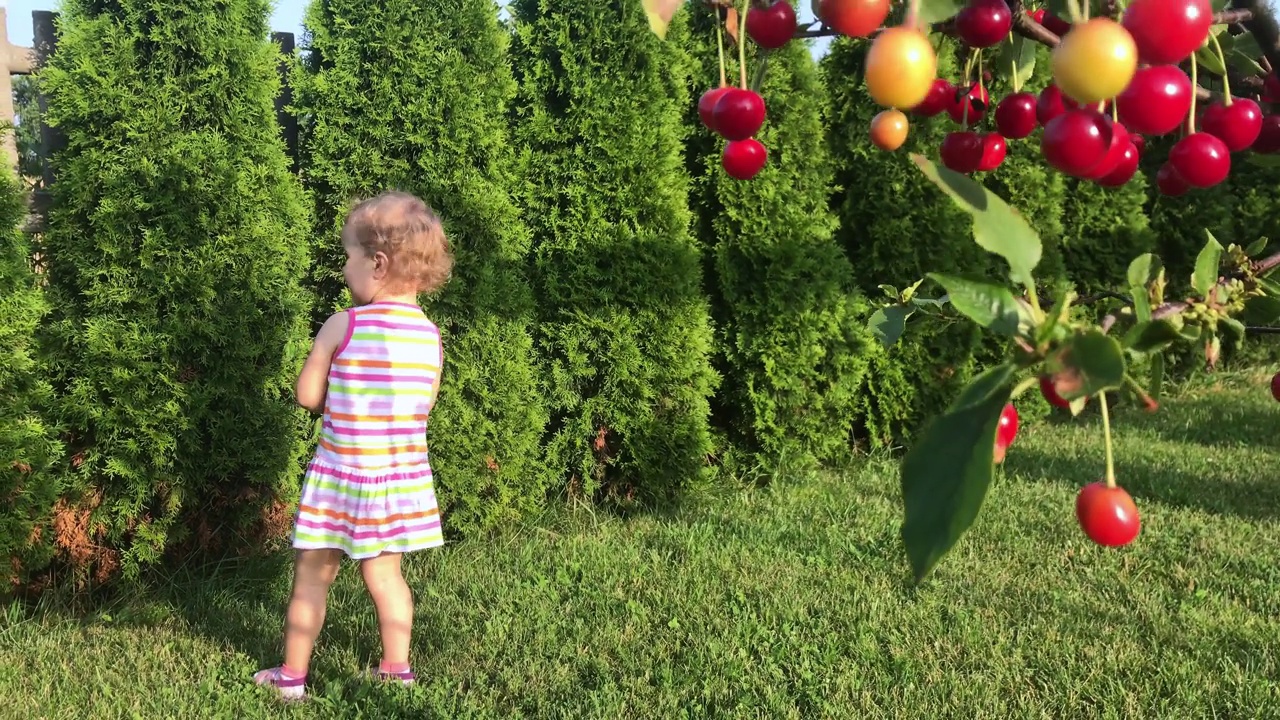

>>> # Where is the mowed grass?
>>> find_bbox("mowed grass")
[3,370,1280,719]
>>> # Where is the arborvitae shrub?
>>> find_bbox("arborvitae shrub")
[294,0,550,534]
[683,22,872,468]
[39,0,313,581]
[510,1,718,504]
[0,173,61,586]
[823,37,986,444]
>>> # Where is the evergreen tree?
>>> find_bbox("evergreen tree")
[39,0,313,580]
[0,172,60,586]
[685,15,872,468]
[510,1,718,504]
[294,0,551,534]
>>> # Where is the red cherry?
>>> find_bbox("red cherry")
[1096,141,1141,187]
[1076,481,1141,547]
[977,132,1007,171]
[1169,132,1230,188]
[1084,120,1130,180]
[1271,371,1280,401]
[712,89,766,141]
[722,138,768,180]
[1254,115,1280,153]
[1039,375,1071,408]
[698,87,733,132]
[1036,84,1068,125]
[912,79,954,117]
[1122,0,1212,65]
[1115,65,1193,136]
[1129,133,1146,154]
[1041,109,1112,177]
[746,1,798,50]
[1201,99,1263,152]
[1156,162,1190,196]
[996,402,1019,449]
[995,92,1038,138]
[940,131,984,173]
[948,83,989,126]
[1263,74,1280,103]
[1037,10,1073,37]
[954,0,1012,48]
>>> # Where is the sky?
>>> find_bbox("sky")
[1,0,831,58]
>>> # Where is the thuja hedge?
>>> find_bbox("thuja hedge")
[684,19,872,469]
[0,171,60,587]
[37,0,314,581]
[509,0,718,505]
[294,0,549,535]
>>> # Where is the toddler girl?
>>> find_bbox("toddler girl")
[253,191,453,700]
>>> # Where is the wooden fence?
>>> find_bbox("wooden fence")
[0,9,300,232]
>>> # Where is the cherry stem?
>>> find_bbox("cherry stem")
[1110,98,1118,122]
[738,0,749,89]
[715,10,727,87]
[906,0,921,29]
[1066,0,1083,23]
[1100,391,1117,488]
[1189,51,1199,133]
[1211,32,1233,105]
[1008,33,1020,93]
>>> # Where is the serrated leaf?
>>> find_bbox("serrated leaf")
[911,154,1042,286]
[1192,230,1224,298]
[641,0,682,38]
[917,0,963,24]
[868,305,914,348]
[1230,50,1266,76]
[1246,237,1270,256]
[1123,319,1183,353]
[994,34,1037,90]
[926,273,1022,335]
[1232,32,1262,59]
[900,363,1016,583]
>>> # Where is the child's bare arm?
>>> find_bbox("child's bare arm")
[295,311,351,414]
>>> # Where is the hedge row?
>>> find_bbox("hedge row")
[5,2,1279,587]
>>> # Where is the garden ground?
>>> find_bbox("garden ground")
[2,370,1278,719]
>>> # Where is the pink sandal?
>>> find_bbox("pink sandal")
[252,666,307,701]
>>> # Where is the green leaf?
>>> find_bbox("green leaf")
[1221,315,1247,343]
[1149,352,1165,401]
[878,284,899,299]
[926,273,1022,335]
[1248,153,1280,168]
[1192,230,1224,298]
[1246,237,1270,256]
[868,305,914,348]
[916,0,963,24]
[1195,43,1228,76]
[995,35,1037,90]
[1126,253,1161,322]
[1123,319,1183,353]
[1232,31,1263,60]
[910,154,1042,286]
[1056,330,1127,398]
[1242,295,1280,325]
[1259,277,1280,295]
[1231,50,1267,76]
[900,363,1016,583]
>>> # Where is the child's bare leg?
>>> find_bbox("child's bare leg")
[283,548,343,674]
[360,552,413,667]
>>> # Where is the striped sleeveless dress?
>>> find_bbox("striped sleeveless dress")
[292,301,445,558]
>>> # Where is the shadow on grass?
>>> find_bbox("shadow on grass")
[1001,440,1280,522]
[1131,395,1280,451]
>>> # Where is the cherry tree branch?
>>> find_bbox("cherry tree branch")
[1099,250,1280,332]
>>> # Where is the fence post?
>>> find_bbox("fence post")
[0,7,36,174]
[29,11,61,226]
[272,32,299,173]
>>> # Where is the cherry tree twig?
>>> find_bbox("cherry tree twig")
[1099,250,1280,333]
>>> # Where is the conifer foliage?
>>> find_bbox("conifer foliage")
[38,0,314,580]
[0,172,60,586]
[686,21,872,467]
[510,1,718,503]
[294,0,550,533]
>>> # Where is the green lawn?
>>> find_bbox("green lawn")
[3,370,1279,719]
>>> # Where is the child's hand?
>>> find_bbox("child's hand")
[295,310,351,414]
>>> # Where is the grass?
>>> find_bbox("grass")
[3,370,1279,719]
